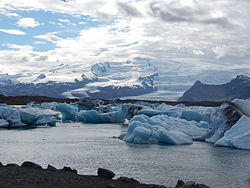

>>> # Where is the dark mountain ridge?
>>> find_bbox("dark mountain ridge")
[179,75,250,102]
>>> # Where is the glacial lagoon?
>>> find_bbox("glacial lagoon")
[0,122,250,188]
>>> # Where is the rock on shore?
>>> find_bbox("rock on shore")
[0,162,209,188]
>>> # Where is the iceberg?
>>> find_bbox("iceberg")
[0,107,25,127]
[40,102,59,110]
[232,99,250,117]
[0,119,9,128]
[135,103,214,126]
[136,103,181,118]
[215,116,250,150]
[77,110,125,123]
[150,115,208,138]
[132,126,155,144]
[18,107,60,126]
[205,101,246,144]
[180,110,210,123]
[137,108,178,118]
[158,130,193,145]
[122,114,207,145]
[0,104,61,128]
[55,103,78,121]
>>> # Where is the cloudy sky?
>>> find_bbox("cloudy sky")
[0,0,249,79]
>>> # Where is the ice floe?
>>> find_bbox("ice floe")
[77,110,125,124]
[215,115,250,150]
[55,103,78,121]
[0,105,60,128]
[121,114,207,145]
[18,107,60,126]
[0,107,24,127]
[1,97,250,150]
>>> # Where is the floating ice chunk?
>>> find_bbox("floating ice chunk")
[18,107,60,126]
[19,108,38,125]
[0,107,24,127]
[205,105,231,143]
[133,126,152,144]
[122,114,207,145]
[180,110,209,123]
[232,99,250,117]
[123,121,158,144]
[215,116,250,150]
[206,123,226,143]
[129,114,158,125]
[34,114,57,126]
[196,121,209,129]
[143,103,183,117]
[127,121,142,135]
[55,103,78,121]
[77,110,125,123]
[158,130,193,145]
[0,119,9,128]
[40,102,59,110]
[150,115,207,138]
[137,108,178,118]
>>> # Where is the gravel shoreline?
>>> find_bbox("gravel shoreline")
[0,161,210,188]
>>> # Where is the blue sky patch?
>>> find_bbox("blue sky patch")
[0,9,113,52]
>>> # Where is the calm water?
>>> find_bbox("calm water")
[0,122,250,188]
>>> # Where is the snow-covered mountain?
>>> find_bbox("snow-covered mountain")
[0,59,158,99]
[1,58,250,100]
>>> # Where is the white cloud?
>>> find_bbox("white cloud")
[78,21,86,25]
[34,32,60,42]
[17,17,40,28]
[0,29,26,35]
[193,49,204,56]
[34,41,47,44]
[49,21,56,25]
[0,10,19,17]
[7,44,34,51]
[58,18,70,23]
[0,0,249,82]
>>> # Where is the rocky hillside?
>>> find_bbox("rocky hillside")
[179,75,250,102]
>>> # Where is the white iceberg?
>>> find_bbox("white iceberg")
[215,116,250,150]
[122,114,207,145]
[180,110,210,123]
[232,99,250,117]
[137,108,178,118]
[40,102,59,110]
[158,130,193,145]
[55,103,78,121]
[18,107,60,126]
[0,119,9,128]
[0,107,25,127]
[136,103,214,125]
[136,103,181,118]
[77,110,125,123]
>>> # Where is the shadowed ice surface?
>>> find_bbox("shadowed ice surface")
[1,123,250,188]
